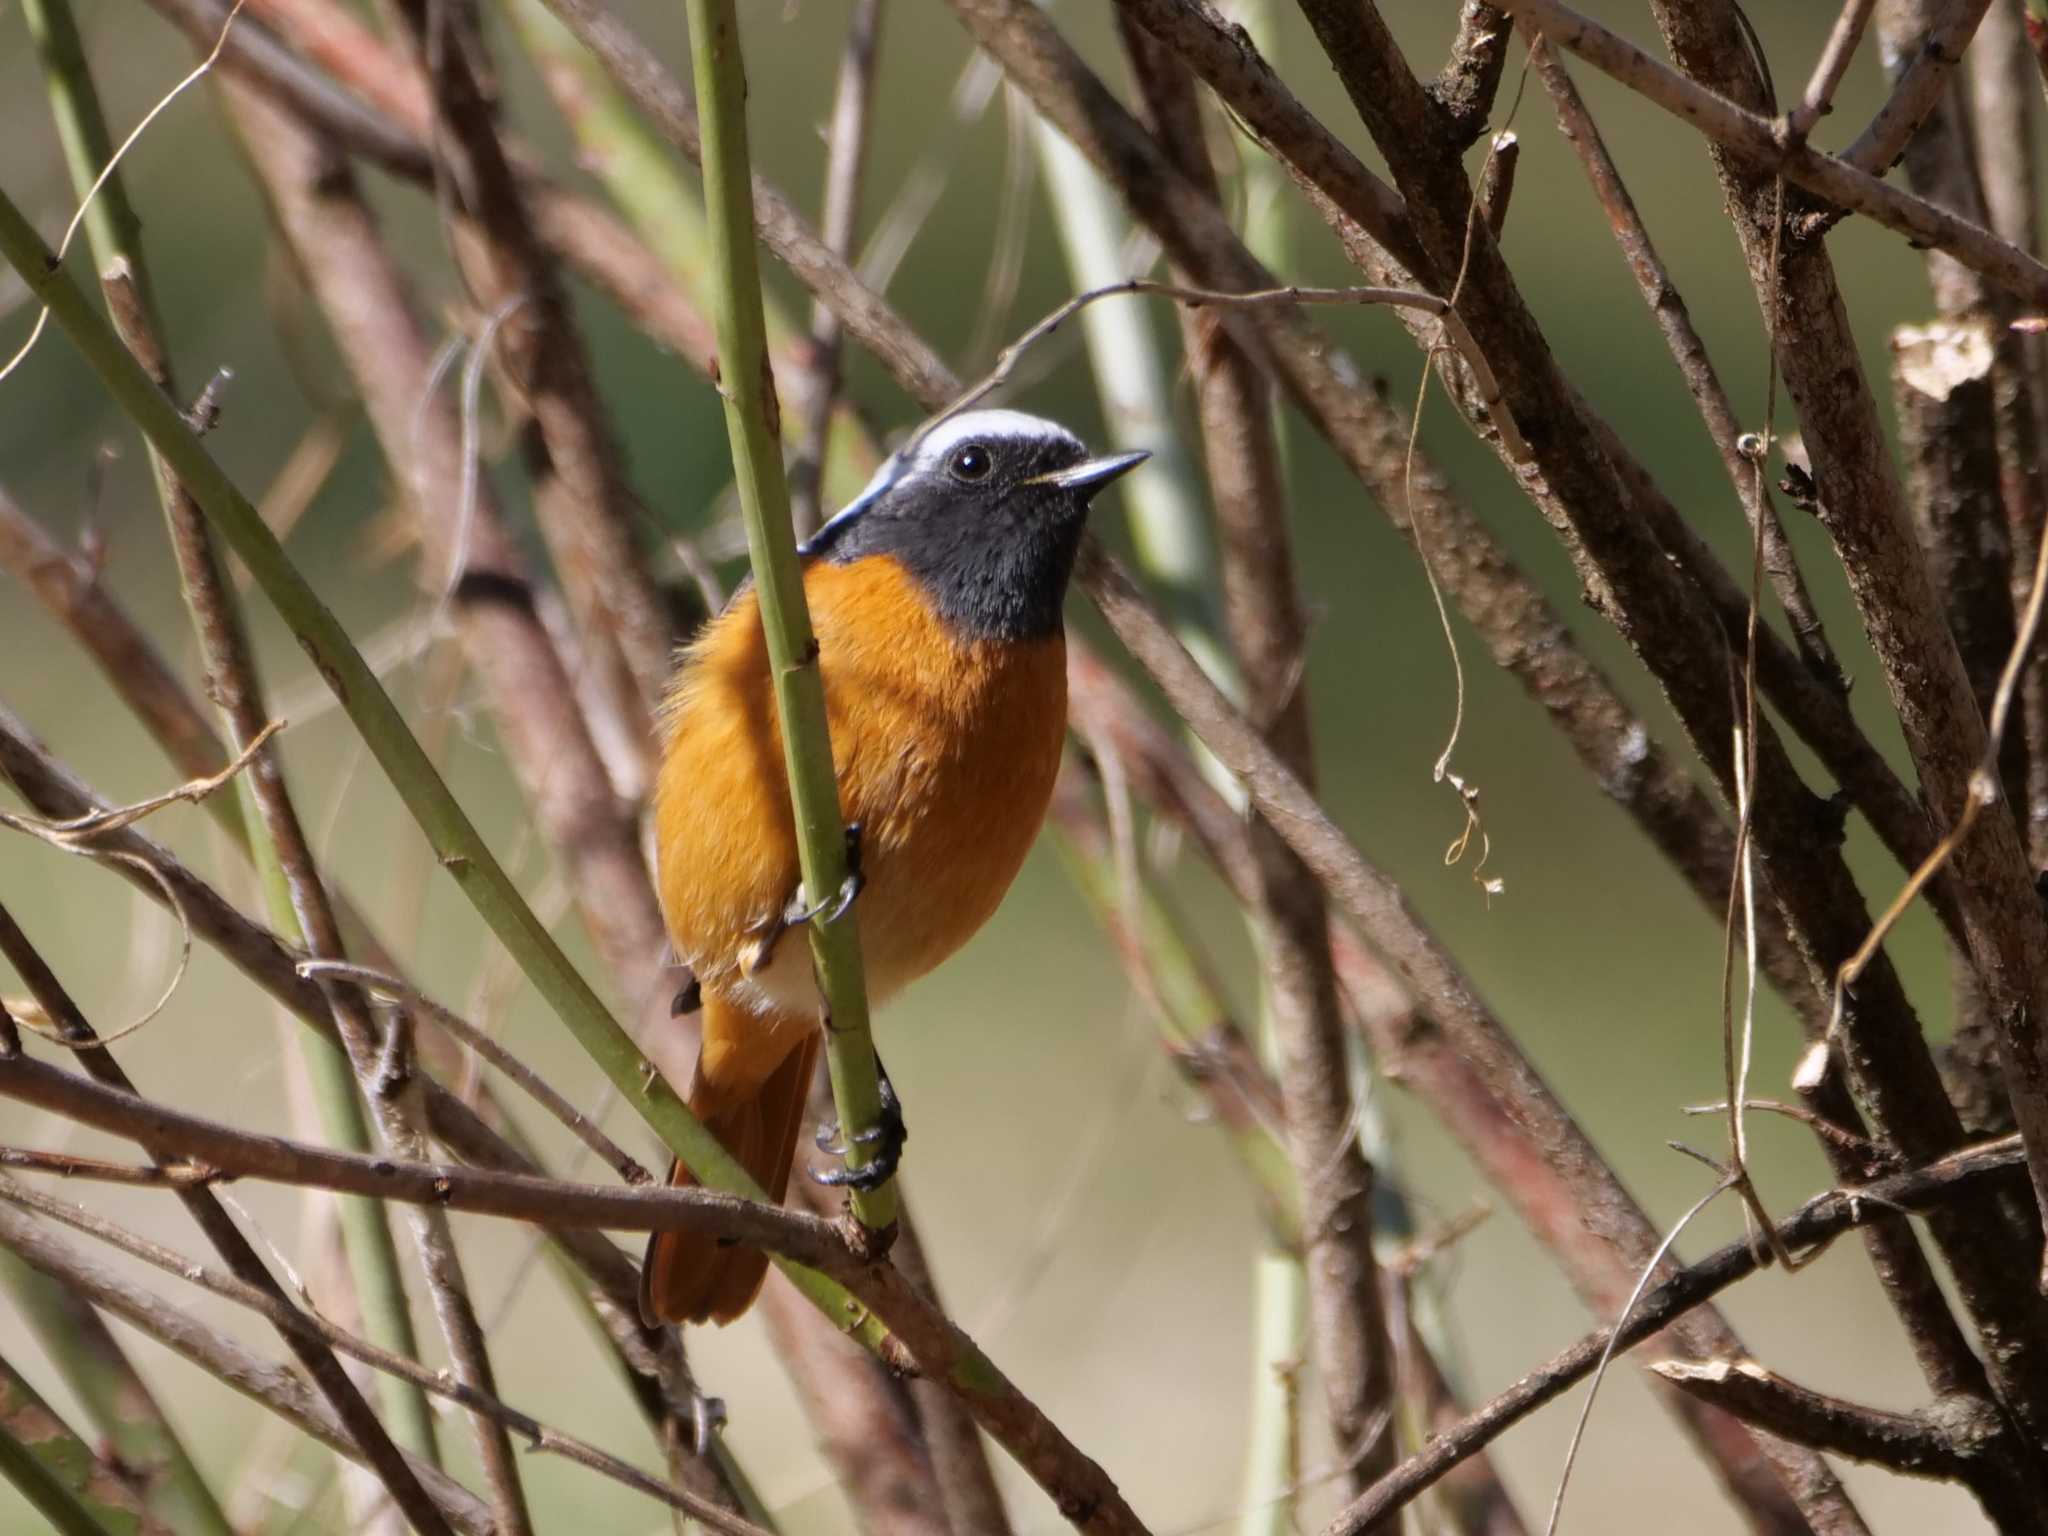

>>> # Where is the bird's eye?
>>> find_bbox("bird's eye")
[949,443,993,481]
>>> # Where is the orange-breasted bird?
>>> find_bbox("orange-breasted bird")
[640,409,1147,1326]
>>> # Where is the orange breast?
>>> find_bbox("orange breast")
[653,556,1068,1012]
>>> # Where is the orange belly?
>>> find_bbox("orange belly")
[653,554,1067,1022]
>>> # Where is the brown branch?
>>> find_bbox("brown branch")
[0,902,454,1536]
[1256,0,2048,1466]
[1525,30,1846,695]
[0,1200,494,1536]
[1648,1360,2047,1530]
[1120,21,1392,1501]
[0,702,737,1513]
[1967,0,2048,868]
[1115,0,1949,962]
[1076,538,1838,1533]
[0,1048,1151,1535]
[298,960,649,1186]
[942,5,1901,1517]
[388,0,670,767]
[1428,2,1511,147]
[220,78,683,1080]
[1495,0,2048,305]
[0,1048,848,1254]
[788,0,884,537]
[523,0,960,407]
[0,1174,768,1536]
[1790,0,1879,140]
[1320,1133,2033,1535]
[1839,0,1993,176]
[102,244,533,1533]
[1643,0,2048,1427]
[1650,1357,1985,1475]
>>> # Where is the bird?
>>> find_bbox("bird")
[640,408,1148,1326]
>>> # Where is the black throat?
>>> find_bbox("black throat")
[804,479,1085,643]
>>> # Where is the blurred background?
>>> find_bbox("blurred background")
[0,1,2005,1531]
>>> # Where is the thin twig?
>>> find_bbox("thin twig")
[0,1046,1154,1535]
[1838,0,1993,175]
[1525,31,1845,694]
[1120,25,1392,1503]
[935,276,1528,465]
[296,960,649,1185]
[1499,0,2048,305]
[0,903,455,1536]
[1649,1359,2046,1526]
[0,1201,494,1536]
[1544,1176,1736,1536]
[0,0,248,387]
[0,1176,770,1536]
[788,0,884,535]
[1789,0,1879,140]
[1319,1133,2034,1535]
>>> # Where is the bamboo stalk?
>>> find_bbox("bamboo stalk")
[680,0,896,1231]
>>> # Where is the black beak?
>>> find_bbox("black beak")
[1034,449,1151,498]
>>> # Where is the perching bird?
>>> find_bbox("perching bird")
[640,409,1147,1326]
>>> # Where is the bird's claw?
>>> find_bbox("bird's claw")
[781,822,867,929]
[811,1059,906,1192]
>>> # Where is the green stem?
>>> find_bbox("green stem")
[20,0,438,1461]
[681,0,897,1232]
[0,1349,136,1536]
[0,183,889,1351]
[0,1248,233,1536]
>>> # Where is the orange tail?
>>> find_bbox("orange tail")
[640,1004,819,1327]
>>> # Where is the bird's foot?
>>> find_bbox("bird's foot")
[781,822,866,929]
[740,825,867,980]
[812,1057,906,1192]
